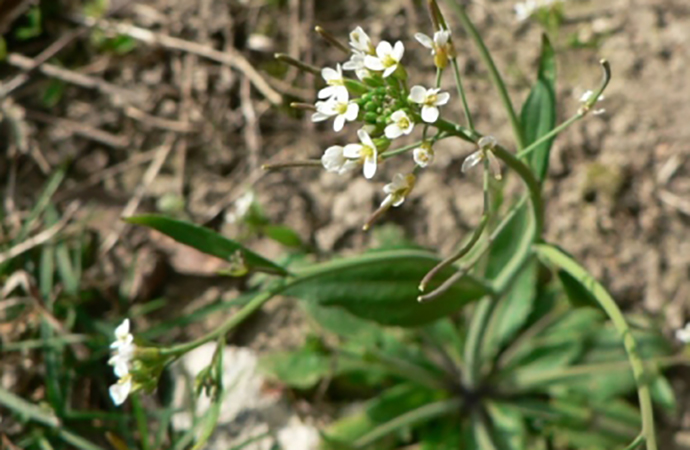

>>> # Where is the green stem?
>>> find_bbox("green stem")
[623,434,645,450]
[450,58,475,132]
[535,243,658,450]
[433,117,479,142]
[516,113,581,159]
[354,398,462,448]
[162,287,282,356]
[491,145,543,237]
[445,1,525,150]
[464,297,499,387]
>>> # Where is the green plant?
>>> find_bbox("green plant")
[3,1,684,449]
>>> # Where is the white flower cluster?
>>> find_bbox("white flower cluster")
[313,26,454,210]
[108,318,136,406]
[514,0,564,22]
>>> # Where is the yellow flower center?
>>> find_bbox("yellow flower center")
[397,117,410,130]
[424,94,438,107]
[328,78,344,87]
[361,145,375,159]
[382,55,397,68]
[336,102,348,115]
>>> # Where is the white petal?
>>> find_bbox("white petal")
[461,150,483,173]
[435,30,450,46]
[345,103,359,121]
[392,41,405,61]
[333,114,346,132]
[380,194,394,209]
[382,65,397,78]
[390,173,406,189]
[114,319,130,339]
[376,41,393,59]
[392,196,405,207]
[421,105,439,123]
[322,146,345,171]
[358,129,376,149]
[415,33,434,49]
[110,378,132,406]
[478,135,497,149]
[364,55,385,71]
[363,156,377,179]
[434,92,451,106]
[311,112,329,122]
[343,144,362,159]
[321,67,338,82]
[579,90,593,102]
[403,120,414,134]
[384,124,403,139]
[340,160,359,175]
[390,110,405,121]
[408,85,426,104]
[318,86,335,100]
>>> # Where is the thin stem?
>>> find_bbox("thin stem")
[535,244,658,450]
[491,145,543,237]
[418,215,487,293]
[162,288,281,356]
[463,297,499,387]
[516,113,581,159]
[623,434,645,450]
[418,196,528,301]
[262,160,322,171]
[450,58,474,131]
[354,398,462,448]
[433,117,480,142]
[445,1,525,150]
[314,26,350,54]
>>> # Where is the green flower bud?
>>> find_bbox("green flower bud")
[364,112,379,124]
[364,102,378,112]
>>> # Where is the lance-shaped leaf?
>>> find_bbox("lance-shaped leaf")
[125,214,288,276]
[286,250,490,327]
[520,34,556,182]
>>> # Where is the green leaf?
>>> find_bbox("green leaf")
[125,214,288,276]
[485,402,527,450]
[321,383,445,449]
[558,269,599,309]
[262,224,303,248]
[483,262,537,362]
[0,386,60,428]
[286,250,489,327]
[259,346,335,390]
[520,34,556,182]
[301,301,383,341]
[649,376,676,412]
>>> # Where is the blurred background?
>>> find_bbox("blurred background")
[0,0,689,448]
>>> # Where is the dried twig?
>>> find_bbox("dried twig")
[24,109,129,148]
[6,53,141,104]
[0,201,81,266]
[99,135,176,255]
[75,16,283,105]
[124,106,196,133]
[658,190,690,216]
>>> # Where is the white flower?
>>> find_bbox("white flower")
[408,86,450,123]
[381,173,415,208]
[515,0,564,22]
[414,30,452,68]
[349,26,374,54]
[108,318,136,405]
[343,129,378,179]
[676,323,690,344]
[110,319,133,350]
[364,41,405,78]
[311,93,359,132]
[384,110,415,139]
[579,90,606,115]
[226,191,254,224]
[343,51,369,81]
[461,136,502,180]
[514,1,538,21]
[413,143,434,168]
[318,64,348,100]
[109,376,132,406]
[321,145,358,175]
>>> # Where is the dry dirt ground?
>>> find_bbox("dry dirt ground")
[1,0,690,446]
